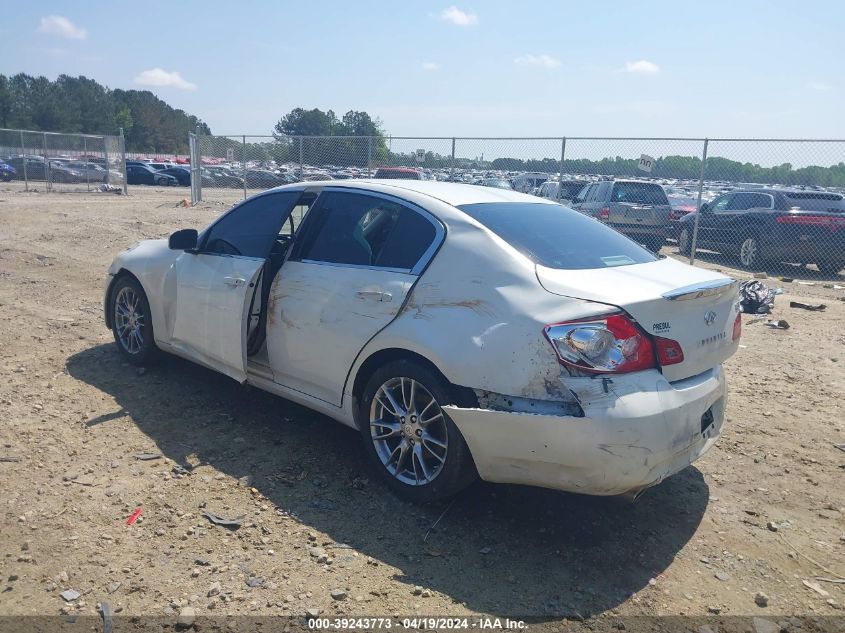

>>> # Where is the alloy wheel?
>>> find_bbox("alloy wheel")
[369,377,449,486]
[114,286,145,354]
[740,237,758,267]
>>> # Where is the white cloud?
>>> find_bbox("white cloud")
[808,81,832,91]
[514,54,560,69]
[513,55,560,68]
[421,62,440,71]
[133,68,197,91]
[623,60,659,74]
[440,6,478,26]
[38,15,86,40]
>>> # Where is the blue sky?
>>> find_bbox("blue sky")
[2,1,844,139]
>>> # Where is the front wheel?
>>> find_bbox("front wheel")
[111,276,158,366]
[738,234,764,269]
[359,360,477,503]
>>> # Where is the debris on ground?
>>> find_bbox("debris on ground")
[740,280,776,314]
[125,507,142,526]
[133,452,162,461]
[789,301,826,311]
[59,589,80,602]
[764,320,790,330]
[754,591,770,607]
[201,511,245,528]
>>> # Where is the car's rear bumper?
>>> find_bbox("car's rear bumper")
[444,365,725,496]
[609,223,668,239]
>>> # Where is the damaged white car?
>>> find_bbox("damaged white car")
[104,181,740,502]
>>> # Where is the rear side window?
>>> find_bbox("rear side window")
[295,192,436,270]
[458,202,657,270]
[611,182,669,205]
[728,192,772,210]
[560,182,587,199]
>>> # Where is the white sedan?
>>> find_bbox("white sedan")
[104,181,740,502]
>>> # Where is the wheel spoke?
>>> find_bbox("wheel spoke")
[421,431,447,450]
[407,379,417,413]
[414,444,433,481]
[419,411,443,426]
[378,385,406,418]
[422,441,446,464]
[371,419,401,441]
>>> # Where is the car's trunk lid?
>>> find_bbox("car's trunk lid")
[609,202,671,226]
[536,258,740,382]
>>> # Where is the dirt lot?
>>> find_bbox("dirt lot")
[1,183,844,628]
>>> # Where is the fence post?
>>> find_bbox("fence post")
[557,137,567,202]
[19,130,28,192]
[119,127,128,195]
[450,137,456,180]
[189,132,198,205]
[689,138,709,265]
[242,135,248,200]
[195,125,202,203]
[367,136,372,178]
[43,132,51,192]
[299,137,304,181]
[83,136,90,192]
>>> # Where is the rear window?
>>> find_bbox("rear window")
[374,168,421,180]
[783,191,842,201]
[611,182,669,205]
[457,202,657,270]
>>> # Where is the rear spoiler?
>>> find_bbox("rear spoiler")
[662,278,738,302]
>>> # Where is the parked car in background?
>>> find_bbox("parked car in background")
[5,156,83,183]
[0,160,16,182]
[537,180,589,204]
[104,180,739,503]
[676,188,845,274]
[126,164,178,186]
[204,166,245,188]
[373,167,423,180]
[481,178,513,190]
[572,179,672,252]
[66,161,122,183]
[244,169,288,189]
[668,195,700,230]
[511,172,550,193]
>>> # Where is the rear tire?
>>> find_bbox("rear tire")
[818,261,844,275]
[358,360,477,503]
[738,234,764,269]
[110,276,159,366]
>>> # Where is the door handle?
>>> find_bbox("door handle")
[357,289,392,302]
[224,277,246,287]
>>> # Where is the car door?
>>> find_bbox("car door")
[168,190,303,382]
[266,189,444,406]
[695,194,731,247]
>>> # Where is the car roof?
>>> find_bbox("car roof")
[277,179,558,208]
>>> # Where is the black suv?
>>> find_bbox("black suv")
[676,188,845,274]
[571,179,671,251]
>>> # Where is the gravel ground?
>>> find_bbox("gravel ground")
[0,183,843,628]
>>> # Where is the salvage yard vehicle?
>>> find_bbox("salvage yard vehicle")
[677,188,845,274]
[572,179,672,252]
[126,164,178,186]
[104,181,740,502]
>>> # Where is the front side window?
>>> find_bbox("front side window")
[203,191,302,258]
[459,202,657,270]
[727,192,771,211]
[294,192,437,270]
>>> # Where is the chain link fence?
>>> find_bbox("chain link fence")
[0,128,127,194]
[191,133,845,279]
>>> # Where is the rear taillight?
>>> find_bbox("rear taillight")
[599,206,610,221]
[776,215,845,228]
[544,313,658,374]
[732,312,742,340]
[654,337,684,366]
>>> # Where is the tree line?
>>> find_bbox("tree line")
[0,74,210,153]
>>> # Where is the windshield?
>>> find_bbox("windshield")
[458,202,657,270]
[611,182,669,205]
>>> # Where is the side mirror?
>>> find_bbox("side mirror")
[169,228,198,251]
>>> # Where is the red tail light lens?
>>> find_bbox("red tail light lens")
[776,215,845,229]
[599,206,610,221]
[544,313,656,374]
[732,312,742,340]
[654,336,684,366]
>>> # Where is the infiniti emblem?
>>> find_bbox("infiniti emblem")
[704,310,717,326]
